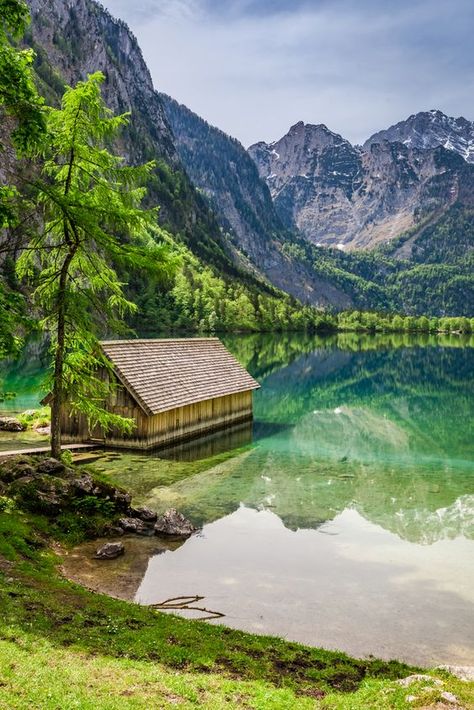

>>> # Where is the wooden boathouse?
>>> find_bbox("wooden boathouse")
[60,338,260,450]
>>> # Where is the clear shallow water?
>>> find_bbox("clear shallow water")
[3,333,474,664]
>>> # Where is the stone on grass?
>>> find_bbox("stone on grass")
[70,474,94,494]
[112,490,132,509]
[154,509,197,537]
[0,417,26,432]
[440,691,460,704]
[95,542,125,559]
[437,665,474,682]
[397,675,444,688]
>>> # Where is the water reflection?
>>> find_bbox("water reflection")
[92,336,474,545]
[3,333,474,664]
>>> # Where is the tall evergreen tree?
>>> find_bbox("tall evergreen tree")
[17,72,178,458]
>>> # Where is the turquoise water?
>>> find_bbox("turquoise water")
[3,334,474,664]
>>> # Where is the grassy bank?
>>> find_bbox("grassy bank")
[0,458,472,709]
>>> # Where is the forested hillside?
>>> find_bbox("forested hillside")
[1,0,342,333]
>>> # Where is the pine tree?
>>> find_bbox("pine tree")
[17,72,178,458]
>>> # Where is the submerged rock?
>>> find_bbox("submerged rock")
[95,542,125,559]
[154,509,197,537]
[0,417,26,432]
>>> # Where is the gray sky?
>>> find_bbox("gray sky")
[102,0,474,147]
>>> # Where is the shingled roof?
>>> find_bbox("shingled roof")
[100,338,260,416]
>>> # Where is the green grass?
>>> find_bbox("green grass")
[1,469,473,709]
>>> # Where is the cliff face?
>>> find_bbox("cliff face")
[160,93,284,262]
[249,121,474,250]
[25,0,239,274]
[28,0,176,164]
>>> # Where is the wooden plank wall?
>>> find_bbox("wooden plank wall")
[61,384,253,450]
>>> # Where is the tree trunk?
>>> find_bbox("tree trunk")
[50,247,76,459]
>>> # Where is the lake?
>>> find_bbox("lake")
[2,333,474,665]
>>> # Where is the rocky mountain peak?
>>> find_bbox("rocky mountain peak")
[249,117,473,250]
[364,109,474,163]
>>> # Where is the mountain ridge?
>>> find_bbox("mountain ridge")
[248,117,474,251]
[364,109,474,163]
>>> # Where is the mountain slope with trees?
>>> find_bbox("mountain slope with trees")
[1,0,470,319]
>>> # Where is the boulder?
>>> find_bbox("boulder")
[70,474,94,495]
[154,509,197,537]
[37,458,65,474]
[0,417,26,432]
[131,506,157,522]
[118,517,154,536]
[112,490,132,510]
[95,542,125,559]
[440,691,460,705]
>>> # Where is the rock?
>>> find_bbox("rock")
[397,675,444,688]
[131,506,157,523]
[437,665,474,682]
[0,461,36,483]
[0,417,26,432]
[37,458,65,474]
[95,542,125,559]
[118,517,154,536]
[154,509,197,537]
[21,410,36,418]
[106,525,124,537]
[112,490,132,510]
[440,691,460,704]
[70,474,94,494]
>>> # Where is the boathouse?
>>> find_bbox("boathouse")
[60,338,260,450]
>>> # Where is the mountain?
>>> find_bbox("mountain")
[11,0,473,317]
[16,0,352,333]
[159,94,285,262]
[248,120,474,250]
[159,96,353,307]
[365,109,474,163]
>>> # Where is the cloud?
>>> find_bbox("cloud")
[102,0,474,147]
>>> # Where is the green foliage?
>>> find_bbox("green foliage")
[0,0,45,154]
[132,249,337,334]
[0,1,45,358]
[0,495,14,513]
[336,310,474,334]
[70,495,116,516]
[16,72,179,451]
[0,284,26,358]
[17,406,50,429]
